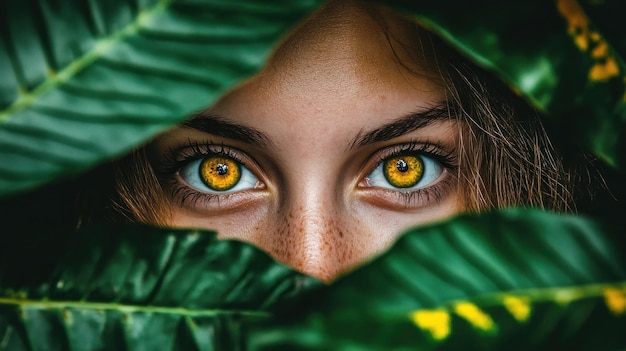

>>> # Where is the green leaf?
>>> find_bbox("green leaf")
[2,1,625,349]
[1,210,624,350]
[0,0,322,198]
[250,284,626,350]
[246,209,626,350]
[385,0,626,170]
[0,223,322,350]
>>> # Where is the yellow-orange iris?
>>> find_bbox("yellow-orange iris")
[199,157,241,191]
[383,155,423,188]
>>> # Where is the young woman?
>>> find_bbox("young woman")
[79,0,598,282]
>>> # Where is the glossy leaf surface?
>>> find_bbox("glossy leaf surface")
[0,223,321,350]
[1,210,624,350]
[0,0,322,197]
[248,209,626,350]
[250,284,626,351]
[1,0,625,350]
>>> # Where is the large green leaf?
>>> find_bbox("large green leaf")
[247,209,626,350]
[386,0,626,169]
[0,0,322,197]
[1,210,624,349]
[250,283,626,350]
[1,1,625,350]
[0,223,322,350]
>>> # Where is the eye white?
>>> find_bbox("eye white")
[367,154,443,190]
[180,158,259,193]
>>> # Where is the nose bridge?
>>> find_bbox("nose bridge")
[271,176,351,282]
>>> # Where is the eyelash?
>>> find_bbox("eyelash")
[155,140,458,209]
[370,140,457,171]
[156,140,257,207]
[363,141,458,207]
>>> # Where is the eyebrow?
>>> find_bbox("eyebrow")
[182,111,274,149]
[183,103,455,150]
[348,102,457,150]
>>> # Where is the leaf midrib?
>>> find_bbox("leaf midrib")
[0,297,271,317]
[329,281,626,319]
[0,0,176,122]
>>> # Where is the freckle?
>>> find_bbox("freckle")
[338,230,344,238]
[325,237,331,249]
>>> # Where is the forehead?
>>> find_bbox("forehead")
[210,1,445,140]
[266,2,426,73]
[264,1,439,91]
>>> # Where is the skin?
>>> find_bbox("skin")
[150,0,466,282]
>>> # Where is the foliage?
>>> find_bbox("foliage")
[0,0,321,197]
[0,211,624,349]
[0,0,625,350]
[389,0,626,169]
[0,224,321,350]
[247,209,626,350]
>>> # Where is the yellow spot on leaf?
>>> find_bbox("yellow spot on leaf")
[557,0,621,81]
[591,40,608,59]
[453,302,495,332]
[410,309,450,340]
[503,296,531,322]
[590,57,620,81]
[590,31,601,41]
[557,0,589,51]
[603,287,626,315]
[575,34,588,52]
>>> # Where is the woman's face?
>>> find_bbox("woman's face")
[150,1,465,282]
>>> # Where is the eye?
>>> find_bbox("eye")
[366,153,443,190]
[180,156,259,193]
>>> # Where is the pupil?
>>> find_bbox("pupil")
[396,159,408,172]
[216,163,228,175]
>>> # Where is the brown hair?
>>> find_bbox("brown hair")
[77,147,171,226]
[442,55,580,212]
